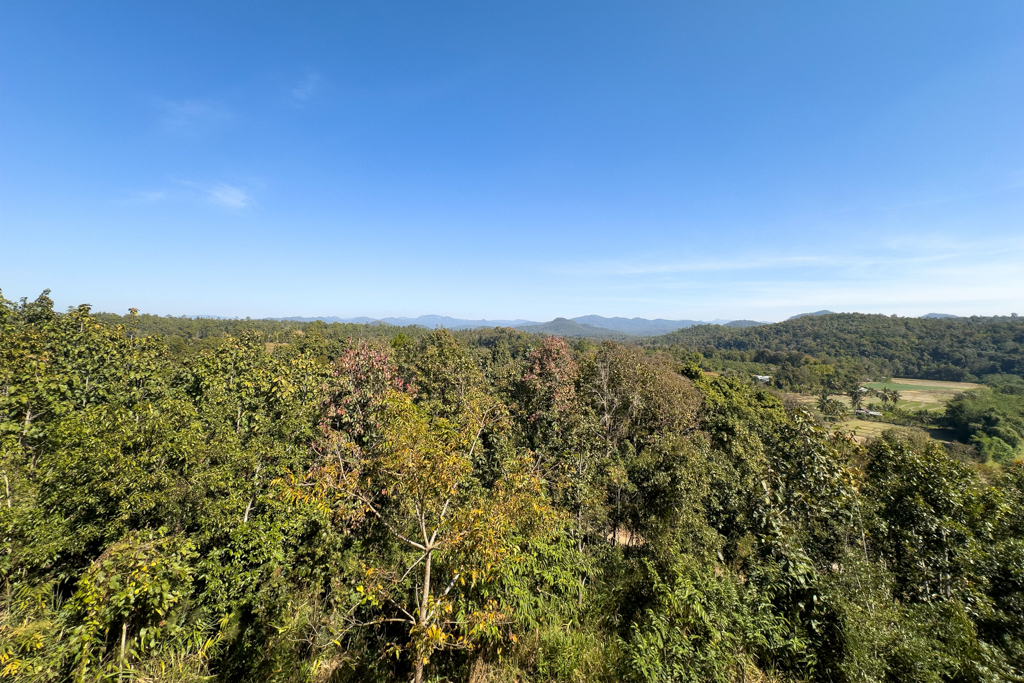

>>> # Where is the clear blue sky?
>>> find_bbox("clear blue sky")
[3,1,1022,321]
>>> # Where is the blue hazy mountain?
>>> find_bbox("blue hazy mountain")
[279,314,718,335]
[567,315,704,335]
[787,310,837,320]
[921,313,959,319]
[517,318,630,338]
[723,319,767,327]
[276,315,540,327]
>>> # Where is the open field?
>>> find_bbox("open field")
[840,419,892,442]
[840,420,958,444]
[865,378,983,391]
[783,377,982,444]
[864,377,982,413]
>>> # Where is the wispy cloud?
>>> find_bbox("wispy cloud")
[125,181,257,210]
[560,237,1024,279]
[542,237,1024,319]
[158,99,231,134]
[874,176,1024,212]
[182,181,255,209]
[290,72,321,102]
[560,254,827,276]
[134,190,167,203]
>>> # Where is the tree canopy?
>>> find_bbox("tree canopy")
[2,292,1023,682]
[645,312,1024,382]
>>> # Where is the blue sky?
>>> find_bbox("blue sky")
[2,1,1022,321]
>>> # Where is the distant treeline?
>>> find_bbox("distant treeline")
[93,310,602,361]
[93,309,1024,383]
[645,313,1024,382]
[93,312,408,348]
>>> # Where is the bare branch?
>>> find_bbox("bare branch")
[416,500,429,546]
[429,497,452,546]
[399,552,428,583]
[357,494,426,550]
[379,594,418,624]
[441,572,461,598]
[466,406,492,461]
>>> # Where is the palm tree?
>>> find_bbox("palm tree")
[848,388,864,410]
[880,388,901,409]
[821,398,847,421]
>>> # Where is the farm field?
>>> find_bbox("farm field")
[840,419,891,442]
[784,377,981,444]
[864,378,982,413]
[839,420,958,444]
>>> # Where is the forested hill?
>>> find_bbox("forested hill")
[93,312,400,342]
[645,313,1024,381]
[93,308,1024,381]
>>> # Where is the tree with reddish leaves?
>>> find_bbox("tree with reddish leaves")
[296,338,550,683]
[518,337,582,462]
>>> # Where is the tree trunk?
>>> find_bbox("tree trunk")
[119,621,128,683]
[413,549,433,683]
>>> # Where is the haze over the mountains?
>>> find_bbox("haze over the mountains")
[271,311,966,337]
[279,314,746,336]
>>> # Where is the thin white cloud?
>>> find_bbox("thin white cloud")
[541,236,1024,320]
[158,99,231,133]
[126,181,256,209]
[291,73,321,102]
[206,184,251,209]
[562,254,827,276]
[183,181,254,209]
[561,237,1024,279]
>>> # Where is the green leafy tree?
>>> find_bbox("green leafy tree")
[4,291,1024,682]
[296,342,549,682]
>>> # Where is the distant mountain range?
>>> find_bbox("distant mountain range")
[723,319,765,328]
[274,314,768,337]
[182,311,974,338]
[517,318,634,339]
[569,315,705,334]
[787,310,836,320]
[198,310,971,338]
[279,315,537,329]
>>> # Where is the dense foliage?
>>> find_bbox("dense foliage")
[91,312,427,359]
[946,376,1024,464]
[3,292,1023,682]
[646,313,1024,382]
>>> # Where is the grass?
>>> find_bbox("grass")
[785,377,980,444]
[864,378,982,392]
[865,382,951,392]
[861,378,981,414]
[840,422,958,444]
[840,420,892,443]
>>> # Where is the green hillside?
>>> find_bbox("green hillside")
[646,313,1024,381]
[517,317,635,339]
